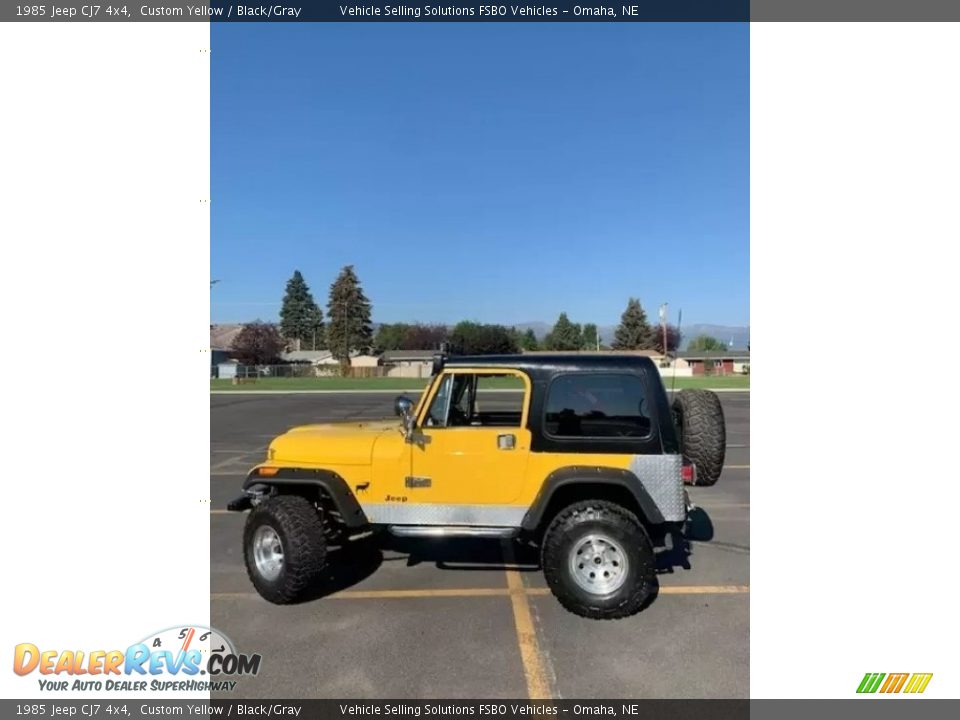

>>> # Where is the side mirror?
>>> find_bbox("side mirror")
[394,395,416,435]
[394,395,414,417]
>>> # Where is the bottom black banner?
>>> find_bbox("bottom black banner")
[3,700,959,720]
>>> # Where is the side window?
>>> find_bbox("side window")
[473,374,525,427]
[424,374,473,427]
[544,373,651,438]
[423,372,526,428]
[424,374,453,427]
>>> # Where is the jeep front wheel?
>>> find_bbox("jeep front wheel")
[243,495,327,604]
[541,501,656,619]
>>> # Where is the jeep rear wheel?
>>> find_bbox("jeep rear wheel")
[541,501,656,619]
[672,388,726,486]
[243,496,327,604]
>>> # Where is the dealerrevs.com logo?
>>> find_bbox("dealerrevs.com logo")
[857,672,933,694]
[13,625,261,692]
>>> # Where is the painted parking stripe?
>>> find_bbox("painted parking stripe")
[501,540,553,700]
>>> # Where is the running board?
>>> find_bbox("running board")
[388,525,518,539]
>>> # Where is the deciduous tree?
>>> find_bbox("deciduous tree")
[687,334,727,352]
[231,322,285,365]
[449,321,519,355]
[651,324,682,354]
[520,328,539,351]
[581,323,599,351]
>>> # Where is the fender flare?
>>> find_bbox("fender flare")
[238,468,369,528]
[520,465,665,531]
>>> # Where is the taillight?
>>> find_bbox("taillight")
[681,464,696,485]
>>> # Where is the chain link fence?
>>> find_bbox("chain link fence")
[212,363,389,380]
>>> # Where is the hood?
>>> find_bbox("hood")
[268,419,399,466]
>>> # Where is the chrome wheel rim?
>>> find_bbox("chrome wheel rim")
[568,533,629,594]
[252,526,284,581]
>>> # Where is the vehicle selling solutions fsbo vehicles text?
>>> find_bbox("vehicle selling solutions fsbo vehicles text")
[339,6,563,18]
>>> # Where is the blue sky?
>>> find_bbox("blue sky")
[211,23,748,328]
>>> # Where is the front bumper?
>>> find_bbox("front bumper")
[226,494,253,512]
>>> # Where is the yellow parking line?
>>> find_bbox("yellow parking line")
[648,584,749,594]
[501,541,552,700]
[725,465,750,469]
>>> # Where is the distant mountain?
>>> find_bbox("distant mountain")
[513,321,749,350]
[679,324,750,350]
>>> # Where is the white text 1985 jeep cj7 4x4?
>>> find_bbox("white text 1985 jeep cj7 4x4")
[228,354,725,619]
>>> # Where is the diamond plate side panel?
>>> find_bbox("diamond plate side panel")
[628,454,686,522]
[359,503,527,527]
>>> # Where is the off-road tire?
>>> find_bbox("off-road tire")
[243,495,327,604]
[541,500,656,620]
[672,389,726,486]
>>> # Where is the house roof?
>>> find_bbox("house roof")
[674,349,750,360]
[522,349,664,358]
[381,350,438,362]
[282,350,335,363]
[210,324,243,352]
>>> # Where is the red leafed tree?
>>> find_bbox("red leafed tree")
[652,324,682,353]
[231,321,285,365]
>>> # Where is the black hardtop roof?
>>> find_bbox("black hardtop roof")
[443,353,658,375]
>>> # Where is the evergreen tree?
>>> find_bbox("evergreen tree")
[279,270,324,350]
[326,265,373,361]
[520,328,539,351]
[612,298,655,350]
[545,312,583,351]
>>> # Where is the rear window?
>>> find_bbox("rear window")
[544,373,651,438]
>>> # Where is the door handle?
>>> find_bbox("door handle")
[497,434,516,450]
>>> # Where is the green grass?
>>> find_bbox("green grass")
[210,374,748,392]
[659,375,750,390]
[210,377,431,391]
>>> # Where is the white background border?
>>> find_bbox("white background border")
[751,22,960,697]
[0,22,210,698]
[2,18,959,701]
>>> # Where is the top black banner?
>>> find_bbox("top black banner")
[7,0,960,22]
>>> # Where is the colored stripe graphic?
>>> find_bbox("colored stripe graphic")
[904,673,933,694]
[858,672,933,694]
[880,673,909,693]
[856,673,885,693]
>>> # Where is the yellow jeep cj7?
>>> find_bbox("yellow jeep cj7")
[228,354,725,619]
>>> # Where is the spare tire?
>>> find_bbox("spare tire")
[672,389,726,486]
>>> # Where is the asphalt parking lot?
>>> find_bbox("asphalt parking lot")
[210,390,749,699]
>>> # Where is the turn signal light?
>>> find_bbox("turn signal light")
[257,467,279,477]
